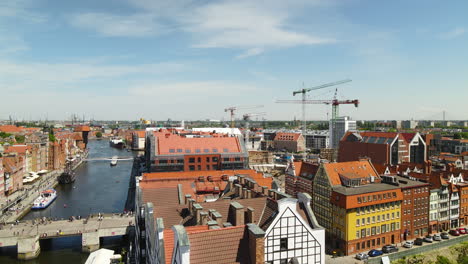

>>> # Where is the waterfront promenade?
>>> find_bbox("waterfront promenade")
[0,169,63,223]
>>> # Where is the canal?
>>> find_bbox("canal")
[0,139,138,263]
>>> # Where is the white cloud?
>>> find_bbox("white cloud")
[439,27,466,39]
[68,0,333,57]
[0,0,46,23]
[70,13,165,37]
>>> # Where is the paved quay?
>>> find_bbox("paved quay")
[0,169,63,223]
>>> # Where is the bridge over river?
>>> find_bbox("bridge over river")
[0,214,133,260]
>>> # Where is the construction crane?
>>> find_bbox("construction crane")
[242,112,266,149]
[277,79,352,159]
[277,89,359,157]
[224,105,263,128]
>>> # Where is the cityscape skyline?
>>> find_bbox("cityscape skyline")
[1,0,467,121]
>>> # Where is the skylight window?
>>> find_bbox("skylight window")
[212,148,218,153]
[223,148,229,152]
[169,149,175,153]
[185,149,191,153]
[195,149,201,153]
[204,149,209,153]
[177,149,183,153]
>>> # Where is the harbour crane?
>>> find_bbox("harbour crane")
[242,112,266,149]
[224,105,263,128]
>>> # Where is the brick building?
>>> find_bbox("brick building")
[145,130,248,172]
[339,132,426,165]
[285,160,319,198]
[273,132,305,153]
[3,156,24,195]
[0,158,4,199]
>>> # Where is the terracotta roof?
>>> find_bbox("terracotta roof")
[164,228,174,264]
[323,160,380,186]
[134,130,146,138]
[142,170,272,189]
[74,125,90,132]
[4,145,30,154]
[293,161,319,178]
[400,133,417,143]
[274,132,301,141]
[156,134,241,155]
[188,225,250,264]
[0,125,24,133]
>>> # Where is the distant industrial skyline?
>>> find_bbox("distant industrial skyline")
[1,0,467,121]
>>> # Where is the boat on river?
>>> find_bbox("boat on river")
[110,156,118,166]
[32,189,57,209]
[109,137,125,149]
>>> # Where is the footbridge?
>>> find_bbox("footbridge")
[0,214,133,260]
[85,157,134,161]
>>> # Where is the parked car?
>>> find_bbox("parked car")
[382,245,399,253]
[355,253,369,260]
[433,234,442,241]
[457,228,467,235]
[414,238,424,245]
[368,249,384,257]
[441,232,450,239]
[403,241,414,248]
[450,229,460,236]
[424,235,433,243]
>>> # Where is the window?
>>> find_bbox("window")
[212,148,218,153]
[358,197,362,204]
[189,158,195,163]
[356,219,360,226]
[198,157,201,162]
[204,149,209,153]
[206,157,210,162]
[195,149,201,153]
[185,149,191,153]
[280,260,288,264]
[363,196,367,202]
[169,149,175,153]
[177,148,183,153]
[280,238,288,250]
[206,165,210,170]
[356,231,360,238]
[189,165,195,171]
[223,148,229,152]
[235,157,241,161]
[212,157,218,162]
[197,165,201,170]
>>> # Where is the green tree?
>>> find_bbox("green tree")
[15,135,25,143]
[95,131,103,138]
[452,242,468,263]
[454,133,462,139]
[0,132,12,138]
[49,131,56,142]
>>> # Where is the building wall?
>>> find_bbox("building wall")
[248,151,273,165]
[338,141,390,165]
[459,185,468,226]
[429,190,439,233]
[264,201,325,264]
[0,158,4,199]
[401,186,430,240]
[330,117,356,149]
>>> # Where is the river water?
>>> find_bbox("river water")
[0,139,138,263]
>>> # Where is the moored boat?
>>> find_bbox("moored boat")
[109,137,125,149]
[32,189,57,209]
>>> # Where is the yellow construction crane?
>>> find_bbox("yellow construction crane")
[224,105,263,128]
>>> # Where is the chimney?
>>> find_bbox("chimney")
[268,189,274,198]
[261,186,268,195]
[247,190,252,199]
[247,223,265,264]
[184,194,192,205]
[245,207,255,224]
[230,202,245,226]
[211,210,223,226]
[188,199,195,213]
[223,222,233,228]
[200,211,209,225]
[207,220,218,229]
[239,175,245,185]
[192,203,203,225]
[242,188,247,199]
[235,184,242,197]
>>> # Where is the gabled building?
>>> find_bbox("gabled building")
[273,132,305,153]
[0,158,4,200]
[145,130,248,172]
[132,130,146,150]
[3,156,24,195]
[285,160,319,198]
[312,160,403,255]
[135,169,325,264]
[339,132,426,165]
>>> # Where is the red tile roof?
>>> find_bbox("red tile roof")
[188,225,249,264]
[0,125,25,133]
[134,130,146,138]
[156,134,241,155]
[274,132,301,141]
[323,160,380,186]
[4,145,30,154]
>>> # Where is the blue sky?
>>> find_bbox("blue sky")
[1,0,467,122]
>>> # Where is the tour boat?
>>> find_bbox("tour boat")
[32,189,57,209]
[109,137,125,149]
[110,156,118,166]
